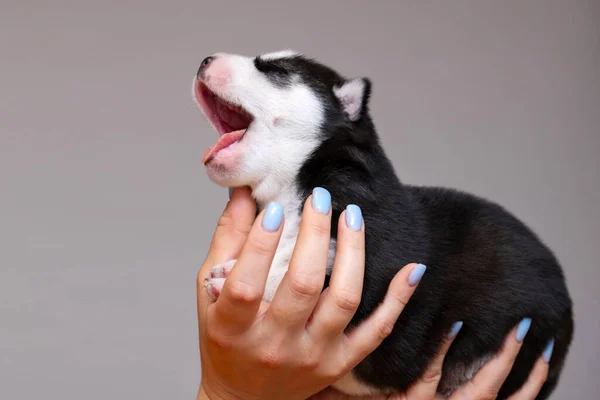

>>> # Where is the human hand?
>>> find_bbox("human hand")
[307,318,464,400]
[445,319,552,400]
[196,187,427,400]
[308,320,553,400]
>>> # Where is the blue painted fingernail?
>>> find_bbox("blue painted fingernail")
[346,204,363,231]
[263,202,283,232]
[312,187,331,214]
[408,264,426,286]
[516,318,532,342]
[543,339,555,363]
[228,187,233,199]
[448,321,463,339]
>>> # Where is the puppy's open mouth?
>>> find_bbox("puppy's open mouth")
[194,81,254,164]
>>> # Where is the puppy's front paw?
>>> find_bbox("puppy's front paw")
[204,259,236,301]
[209,259,236,279]
[204,277,226,301]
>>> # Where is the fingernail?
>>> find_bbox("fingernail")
[408,264,426,286]
[543,339,555,363]
[312,187,331,214]
[263,202,283,232]
[228,187,233,199]
[448,321,463,339]
[346,204,363,231]
[516,318,532,342]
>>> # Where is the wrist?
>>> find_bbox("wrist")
[197,381,249,400]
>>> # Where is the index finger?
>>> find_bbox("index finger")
[212,201,284,332]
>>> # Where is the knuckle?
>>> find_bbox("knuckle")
[217,214,242,241]
[420,368,442,386]
[247,236,275,258]
[206,326,234,349]
[376,318,395,340]
[329,357,352,380]
[299,352,320,370]
[227,280,262,303]
[289,273,322,298]
[474,389,498,400]
[258,347,285,369]
[392,293,409,309]
[216,213,234,229]
[325,368,344,382]
[331,288,361,312]
[308,220,330,239]
[270,306,296,325]
[344,235,364,252]
[218,213,251,237]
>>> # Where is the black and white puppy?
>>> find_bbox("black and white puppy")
[192,50,573,399]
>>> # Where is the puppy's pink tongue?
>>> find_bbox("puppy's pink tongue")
[202,147,214,164]
[202,129,246,164]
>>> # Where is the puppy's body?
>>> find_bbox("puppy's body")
[193,50,573,399]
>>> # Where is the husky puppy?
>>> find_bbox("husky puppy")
[192,50,573,399]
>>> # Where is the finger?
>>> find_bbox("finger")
[405,321,463,399]
[307,387,388,400]
[343,263,427,367]
[309,205,365,339]
[199,186,256,279]
[457,318,532,399]
[267,188,332,329]
[196,187,256,323]
[506,340,553,400]
[211,201,284,332]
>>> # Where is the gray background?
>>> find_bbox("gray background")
[1,1,598,399]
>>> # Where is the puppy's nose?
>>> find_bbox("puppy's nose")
[196,56,215,80]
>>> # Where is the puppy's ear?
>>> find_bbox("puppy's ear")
[333,77,372,122]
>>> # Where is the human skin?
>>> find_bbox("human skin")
[195,187,552,400]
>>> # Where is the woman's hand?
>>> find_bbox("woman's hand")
[309,319,552,399]
[196,187,427,400]
[446,320,552,400]
[196,187,553,400]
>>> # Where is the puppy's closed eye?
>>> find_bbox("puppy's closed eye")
[254,57,289,75]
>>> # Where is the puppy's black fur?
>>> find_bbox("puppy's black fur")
[258,55,574,399]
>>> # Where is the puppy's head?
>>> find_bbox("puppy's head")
[192,50,372,201]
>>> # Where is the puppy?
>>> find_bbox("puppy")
[192,50,573,399]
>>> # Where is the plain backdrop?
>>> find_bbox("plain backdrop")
[1,1,599,399]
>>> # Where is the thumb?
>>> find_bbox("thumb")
[199,186,257,278]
